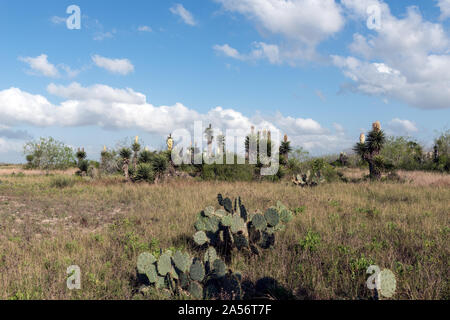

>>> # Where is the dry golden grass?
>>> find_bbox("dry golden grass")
[343,168,450,187]
[0,170,448,300]
[0,167,77,176]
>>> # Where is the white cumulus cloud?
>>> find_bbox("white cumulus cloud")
[387,118,419,135]
[92,55,134,75]
[214,0,344,63]
[437,0,450,20]
[333,2,450,109]
[18,54,60,78]
[0,83,351,154]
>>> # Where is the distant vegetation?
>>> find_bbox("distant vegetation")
[21,125,450,183]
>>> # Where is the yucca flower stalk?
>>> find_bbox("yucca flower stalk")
[132,136,141,170]
[360,133,366,144]
[166,134,174,152]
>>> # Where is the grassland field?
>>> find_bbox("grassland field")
[0,165,448,300]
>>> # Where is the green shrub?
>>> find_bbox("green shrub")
[201,164,254,182]
[138,150,155,164]
[134,163,155,183]
[50,176,75,189]
[152,154,168,177]
[297,230,321,252]
[23,137,76,170]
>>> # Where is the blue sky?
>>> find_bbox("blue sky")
[0,0,449,163]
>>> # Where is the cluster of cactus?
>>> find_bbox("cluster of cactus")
[136,248,242,300]
[292,169,325,187]
[193,194,293,262]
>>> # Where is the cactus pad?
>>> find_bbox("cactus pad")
[204,206,215,217]
[204,216,220,233]
[251,213,267,231]
[190,260,205,282]
[223,198,233,213]
[279,208,293,223]
[172,250,190,273]
[231,215,246,234]
[214,209,226,217]
[239,204,248,221]
[194,216,207,231]
[188,281,204,299]
[221,215,233,227]
[157,252,172,276]
[137,252,156,274]
[264,208,280,227]
[233,233,249,249]
[203,246,217,265]
[193,231,208,246]
[213,259,227,278]
[179,272,190,289]
[155,275,166,289]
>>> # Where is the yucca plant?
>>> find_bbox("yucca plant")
[353,122,386,180]
[76,148,87,161]
[120,147,132,180]
[152,153,168,183]
[138,150,155,164]
[75,148,88,176]
[279,134,292,163]
[134,163,155,183]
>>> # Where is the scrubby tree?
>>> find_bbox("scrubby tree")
[353,121,386,180]
[381,137,424,170]
[23,137,75,171]
[432,129,450,172]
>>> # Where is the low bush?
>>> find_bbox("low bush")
[50,176,75,188]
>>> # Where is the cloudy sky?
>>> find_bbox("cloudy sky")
[1,0,449,163]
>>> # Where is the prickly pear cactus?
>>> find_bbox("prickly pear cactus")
[136,248,242,300]
[292,169,325,187]
[192,194,294,263]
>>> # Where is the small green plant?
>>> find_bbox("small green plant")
[293,206,306,215]
[297,230,321,252]
[356,207,380,218]
[50,176,75,189]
